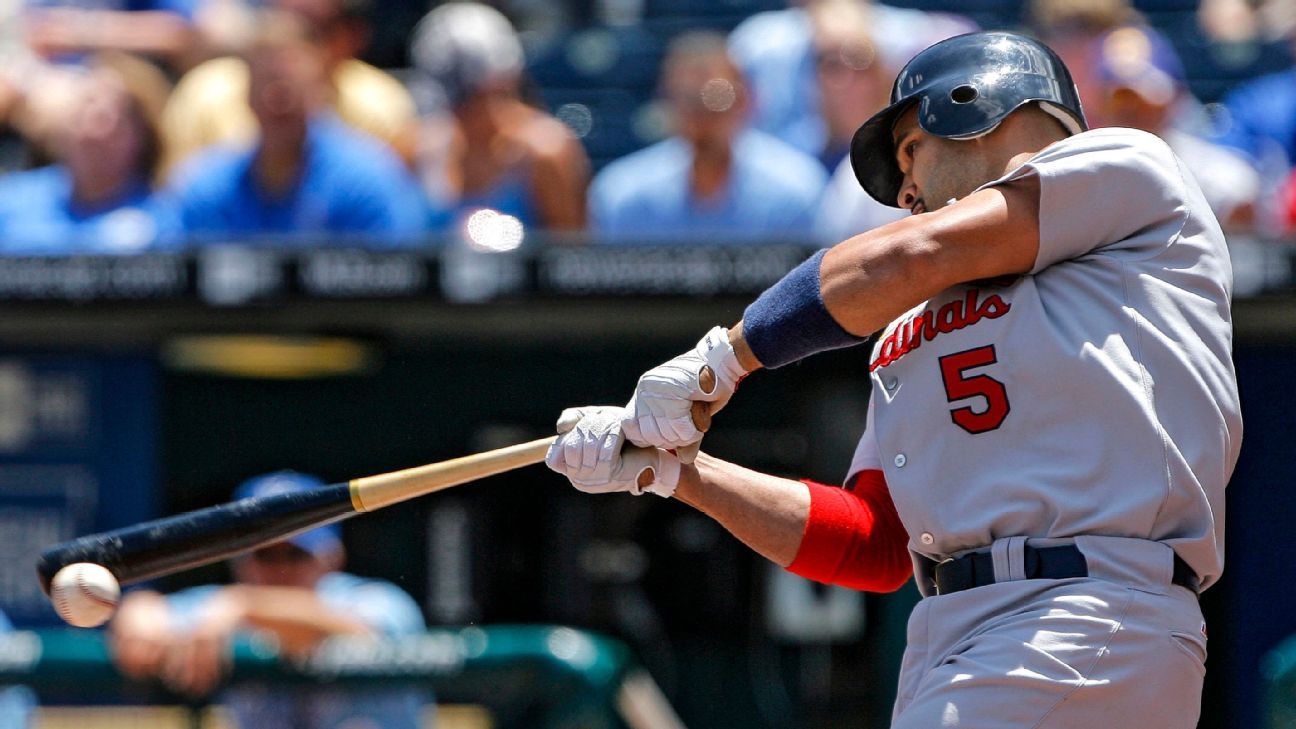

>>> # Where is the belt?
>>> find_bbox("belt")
[932,544,1200,595]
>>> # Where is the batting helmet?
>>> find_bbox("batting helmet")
[850,31,1087,207]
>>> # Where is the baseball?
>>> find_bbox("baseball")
[50,562,120,628]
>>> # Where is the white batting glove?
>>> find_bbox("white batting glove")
[545,406,681,497]
[622,326,747,458]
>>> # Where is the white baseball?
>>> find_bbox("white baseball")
[50,563,121,628]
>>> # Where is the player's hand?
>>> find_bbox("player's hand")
[622,326,747,459]
[545,406,680,497]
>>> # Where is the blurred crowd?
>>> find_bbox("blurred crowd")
[0,0,1292,254]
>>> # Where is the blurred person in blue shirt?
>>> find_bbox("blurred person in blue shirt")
[589,32,826,242]
[0,610,35,729]
[109,471,429,729]
[1094,24,1260,231]
[727,0,974,165]
[167,10,428,246]
[1212,38,1296,187]
[0,52,180,255]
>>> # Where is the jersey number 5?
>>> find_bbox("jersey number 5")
[939,345,1010,434]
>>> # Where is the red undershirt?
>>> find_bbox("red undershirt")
[786,469,912,592]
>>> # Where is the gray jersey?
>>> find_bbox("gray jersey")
[848,127,1242,591]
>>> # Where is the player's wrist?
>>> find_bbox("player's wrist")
[636,449,680,498]
[727,322,764,372]
[741,249,869,369]
[695,326,748,391]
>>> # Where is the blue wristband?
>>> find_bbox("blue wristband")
[742,249,868,368]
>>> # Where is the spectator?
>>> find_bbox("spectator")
[1212,40,1296,182]
[589,32,826,241]
[162,0,416,173]
[1028,0,1138,128]
[167,10,427,244]
[0,610,35,729]
[0,52,180,254]
[0,0,204,172]
[808,0,891,170]
[807,0,910,243]
[727,0,974,163]
[110,471,428,729]
[1198,0,1296,47]
[814,156,908,245]
[409,2,589,232]
[1095,25,1260,230]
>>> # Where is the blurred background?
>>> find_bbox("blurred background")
[0,0,1294,726]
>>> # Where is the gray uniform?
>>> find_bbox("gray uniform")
[849,128,1242,727]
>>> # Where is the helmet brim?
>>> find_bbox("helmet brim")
[849,98,915,209]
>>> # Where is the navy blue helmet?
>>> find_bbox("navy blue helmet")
[850,31,1087,207]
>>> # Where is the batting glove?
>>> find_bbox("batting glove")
[545,406,680,497]
[622,326,747,459]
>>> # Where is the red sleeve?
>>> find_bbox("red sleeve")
[785,469,911,592]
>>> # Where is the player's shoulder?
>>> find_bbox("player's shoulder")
[309,116,412,184]
[0,165,65,198]
[728,7,807,57]
[167,144,252,197]
[1026,127,1182,184]
[1045,127,1173,157]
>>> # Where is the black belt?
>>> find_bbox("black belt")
[932,544,1199,595]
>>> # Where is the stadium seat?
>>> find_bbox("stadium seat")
[540,88,660,165]
[527,26,664,92]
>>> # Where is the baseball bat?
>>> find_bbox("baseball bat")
[36,401,712,595]
[36,436,554,594]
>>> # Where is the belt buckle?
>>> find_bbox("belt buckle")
[934,553,977,595]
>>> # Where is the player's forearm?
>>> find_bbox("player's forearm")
[819,186,1038,335]
[671,452,809,567]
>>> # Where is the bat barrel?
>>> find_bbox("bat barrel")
[36,484,356,594]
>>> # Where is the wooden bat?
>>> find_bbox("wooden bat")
[36,436,555,594]
[36,401,710,595]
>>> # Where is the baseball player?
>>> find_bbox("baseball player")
[546,31,1242,727]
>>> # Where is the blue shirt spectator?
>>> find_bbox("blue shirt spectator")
[0,52,178,254]
[170,115,427,243]
[728,2,974,162]
[169,12,430,246]
[165,574,427,729]
[591,128,826,241]
[1213,67,1296,174]
[110,471,430,729]
[590,32,827,242]
[0,166,179,254]
[0,611,35,729]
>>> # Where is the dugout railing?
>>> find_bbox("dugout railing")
[0,625,684,729]
[0,240,1292,347]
